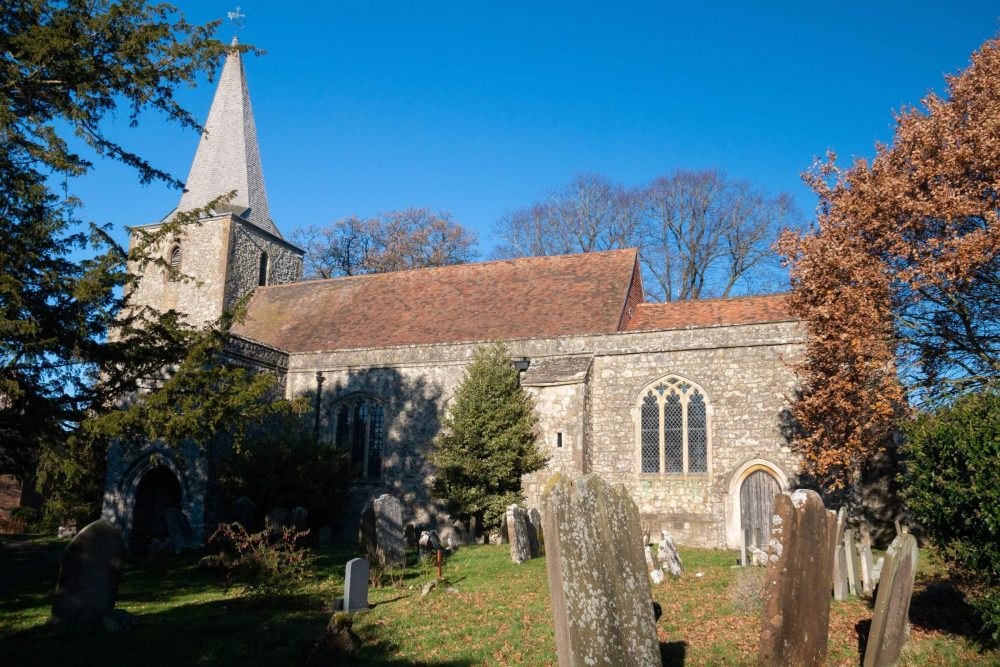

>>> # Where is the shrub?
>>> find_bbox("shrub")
[901,388,1000,637]
[729,567,767,615]
[209,522,312,598]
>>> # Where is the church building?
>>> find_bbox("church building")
[101,40,805,552]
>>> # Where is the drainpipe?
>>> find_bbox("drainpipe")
[314,371,324,445]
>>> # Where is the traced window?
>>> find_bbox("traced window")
[168,245,182,280]
[333,395,384,481]
[258,252,269,286]
[636,376,711,475]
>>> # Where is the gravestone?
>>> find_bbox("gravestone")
[644,545,664,585]
[863,534,919,667]
[50,520,127,631]
[833,544,850,601]
[265,507,289,537]
[758,489,838,667]
[418,530,440,554]
[403,523,417,548]
[860,543,875,597]
[528,507,544,555]
[831,507,847,591]
[658,529,682,578]
[506,504,533,564]
[290,506,308,530]
[359,495,405,567]
[498,511,510,544]
[844,528,861,597]
[343,558,369,612]
[161,508,194,553]
[318,526,332,547]
[741,528,750,567]
[873,556,885,586]
[859,521,873,551]
[231,497,258,531]
[541,474,662,667]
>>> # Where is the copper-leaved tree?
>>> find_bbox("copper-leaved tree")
[779,37,1000,491]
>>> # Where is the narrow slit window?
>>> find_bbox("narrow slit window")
[556,432,563,448]
[258,252,269,286]
[168,246,181,280]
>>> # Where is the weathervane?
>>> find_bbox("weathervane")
[227,5,246,29]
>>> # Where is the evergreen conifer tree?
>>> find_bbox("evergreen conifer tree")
[431,342,547,531]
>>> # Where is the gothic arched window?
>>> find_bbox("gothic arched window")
[333,395,384,481]
[168,245,182,281]
[258,252,269,286]
[636,376,711,475]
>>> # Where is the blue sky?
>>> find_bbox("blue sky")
[69,2,1000,256]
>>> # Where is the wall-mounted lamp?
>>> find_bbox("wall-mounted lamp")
[512,358,531,372]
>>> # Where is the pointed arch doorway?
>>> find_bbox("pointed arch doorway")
[739,467,781,549]
[130,466,182,553]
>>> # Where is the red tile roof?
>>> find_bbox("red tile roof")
[234,249,640,353]
[624,293,792,332]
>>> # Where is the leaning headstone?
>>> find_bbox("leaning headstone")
[541,474,662,667]
[860,543,875,597]
[873,556,885,586]
[231,497,258,531]
[863,534,919,667]
[318,526,332,547]
[528,507,544,555]
[833,544,850,601]
[50,520,127,631]
[161,508,194,554]
[644,545,664,585]
[506,504,533,564]
[343,558,369,612]
[658,529,682,578]
[373,494,405,567]
[290,506,308,530]
[758,489,838,667]
[844,528,861,597]
[265,507,289,537]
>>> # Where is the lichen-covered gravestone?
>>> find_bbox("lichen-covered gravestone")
[844,527,862,597]
[359,494,405,567]
[50,520,126,631]
[541,474,662,667]
[860,542,876,597]
[758,489,838,667]
[863,533,919,667]
[161,508,194,554]
[658,529,682,578]
[506,504,533,564]
[833,544,850,601]
[528,507,543,556]
[644,545,664,585]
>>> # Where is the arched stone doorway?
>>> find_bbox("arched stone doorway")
[739,468,781,549]
[130,466,181,553]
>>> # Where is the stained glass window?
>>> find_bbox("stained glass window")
[640,392,659,473]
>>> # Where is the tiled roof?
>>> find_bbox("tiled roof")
[234,249,640,353]
[624,293,791,331]
[175,37,280,238]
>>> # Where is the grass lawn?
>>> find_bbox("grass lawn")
[1,534,996,666]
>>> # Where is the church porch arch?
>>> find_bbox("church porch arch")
[724,458,790,549]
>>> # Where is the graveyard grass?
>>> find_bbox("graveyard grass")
[1,536,997,666]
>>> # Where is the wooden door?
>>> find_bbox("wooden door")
[740,469,780,549]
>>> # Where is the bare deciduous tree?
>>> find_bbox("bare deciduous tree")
[294,208,478,279]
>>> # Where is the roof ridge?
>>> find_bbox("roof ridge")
[636,291,789,307]
[254,247,640,290]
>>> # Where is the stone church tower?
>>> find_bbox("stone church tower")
[125,37,303,328]
[103,39,302,549]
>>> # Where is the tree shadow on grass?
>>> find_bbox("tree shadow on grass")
[908,580,993,646]
[660,640,687,666]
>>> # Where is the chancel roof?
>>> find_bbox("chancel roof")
[624,293,791,331]
[234,249,641,353]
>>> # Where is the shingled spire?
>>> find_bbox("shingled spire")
[176,37,281,237]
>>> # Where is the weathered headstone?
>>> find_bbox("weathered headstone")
[506,504,533,564]
[265,507,289,537]
[644,545,664,585]
[290,506,308,530]
[860,543,875,597]
[231,496,258,531]
[658,529,682,578]
[758,489,838,667]
[833,544,850,601]
[528,507,544,555]
[418,529,440,554]
[318,526,332,547]
[343,558,369,612]
[403,523,417,548]
[859,521,873,551]
[541,474,662,667]
[863,534,919,667]
[873,556,885,586]
[498,511,510,544]
[831,507,847,591]
[373,494,405,567]
[161,508,195,553]
[741,528,750,567]
[844,527,861,597]
[50,520,127,631]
